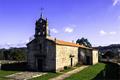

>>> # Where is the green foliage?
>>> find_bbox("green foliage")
[64,66,69,70]
[11,48,26,61]
[76,37,92,48]
[31,66,75,80]
[103,51,114,59]
[0,70,18,80]
[31,72,61,80]
[65,63,106,80]
[0,49,5,59]
[0,47,26,61]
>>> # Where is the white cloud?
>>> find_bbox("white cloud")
[65,27,74,33]
[50,28,58,33]
[0,42,27,49]
[64,24,76,33]
[109,31,116,35]
[113,0,120,6]
[100,30,107,35]
[25,39,29,43]
[99,30,117,36]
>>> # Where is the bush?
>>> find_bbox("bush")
[64,66,68,70]
[75,63,81,67]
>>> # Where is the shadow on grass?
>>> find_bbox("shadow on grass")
[92,62,119,80]
[92,70,104,80]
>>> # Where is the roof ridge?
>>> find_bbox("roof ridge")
[46,36,92,49]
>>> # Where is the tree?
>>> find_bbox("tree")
[76,37,92,48]
[3,50,11,60]
[11,51,25,61]
[0,49,5,60]
[10,48,26,61]
[0,47,26,61]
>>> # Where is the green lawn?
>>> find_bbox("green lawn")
[0,67,75,80]
[31,67,75,80]
[0,63,118,80]
[0,70,18,80]
[31,72,61,80]
[0,64,105,80]
[65,63,106,80]
[0,70,61,80]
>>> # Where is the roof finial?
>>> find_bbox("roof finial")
[40,13,43,18]
[48,29,51,36]
[40,8,44,18]
[46,18,48,21]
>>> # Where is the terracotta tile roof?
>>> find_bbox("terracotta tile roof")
[47,36,92,49]
[55,39,80,47]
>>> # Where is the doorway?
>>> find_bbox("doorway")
[71,58,73,67]
[86,56,91,65]
[37,59,43,71]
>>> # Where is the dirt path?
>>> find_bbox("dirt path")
[49,66,88,80]
[5,71,47,80]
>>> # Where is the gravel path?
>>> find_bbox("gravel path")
[5,71,47,80]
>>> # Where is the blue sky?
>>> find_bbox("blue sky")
[0,0,120,48]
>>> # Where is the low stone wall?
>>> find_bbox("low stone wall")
[0,61,27,71]
[101,61,120,79]
[118,63,120,78]
[0,64,1,70]
[0,60,25,64]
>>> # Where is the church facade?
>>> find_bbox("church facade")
[27,14,98,72]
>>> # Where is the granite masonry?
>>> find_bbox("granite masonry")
[27,14,98,72]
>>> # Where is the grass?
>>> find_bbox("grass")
[0,66,75,80]
[0,63,105,80]
[0,70,18,80]
[0,70,61,80]
[31,67,76,80]
[2,63,115,80]
[31,72,61,80]
[65,63,106,80]
[0,63,118,80]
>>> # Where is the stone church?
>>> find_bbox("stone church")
[27,14,98,72]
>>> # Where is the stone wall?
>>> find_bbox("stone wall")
[44,41,56,71]
[78,48,92,65]
[27,40,37,70]
[27,38,46,70]
[92,49,98,64]
[27,39,56,71]
[27,38,98,72]
[78,48,86,64]
[56,45,78,71]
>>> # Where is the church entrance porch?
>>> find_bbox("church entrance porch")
[37,59,43,71]
[35,55,46,71]
[86,56,91,65]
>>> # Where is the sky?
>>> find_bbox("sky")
[0,0,120,48]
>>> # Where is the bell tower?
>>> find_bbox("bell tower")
[34,13,48,38]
